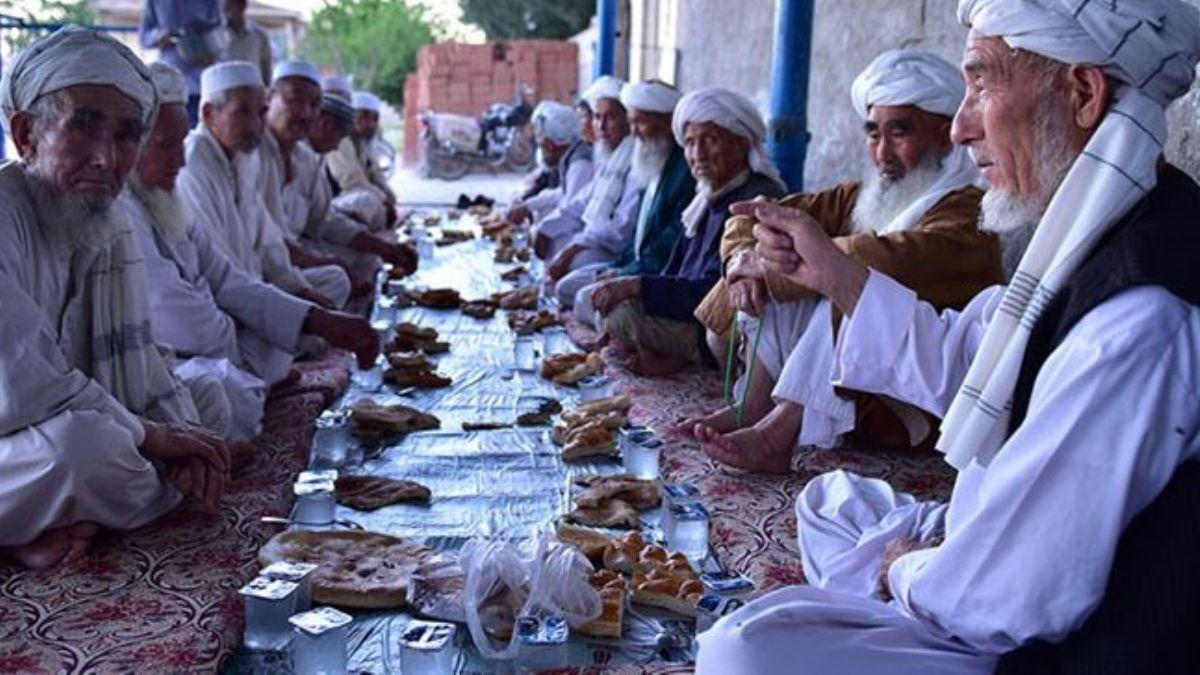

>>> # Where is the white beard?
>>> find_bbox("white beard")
[129,177,190,242]
[593,139,613,165]
[23,166,124,260]
[630,134,673,189]
[849,154,942,234]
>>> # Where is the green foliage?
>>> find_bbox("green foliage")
[0,1,97,52]
[304,0,436,107]
[460,0,594,40]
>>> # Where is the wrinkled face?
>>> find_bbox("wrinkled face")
[14,84,146,200]
[864,104,951,181]
[592,98,629,147]
[354,109,379,139]
[629,108,673,141]
[309,110,352,154]
[684,121,750,188]
[576,104,595,144]
[952,31,1051,196]
[267,77,321,146]
[137,102,189,191]
[203,85,266,154]
[537,136,569,164]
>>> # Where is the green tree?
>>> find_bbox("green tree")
[304,0,435,106]
[460,0,594,40]
[0,1,96,53]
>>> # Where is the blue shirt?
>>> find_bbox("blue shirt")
[138,0,223,94]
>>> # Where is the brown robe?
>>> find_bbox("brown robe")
[694,181,1004,449]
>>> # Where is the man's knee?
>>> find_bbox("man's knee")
[601,299,640,345]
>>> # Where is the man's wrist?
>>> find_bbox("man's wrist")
[826,258,869,317]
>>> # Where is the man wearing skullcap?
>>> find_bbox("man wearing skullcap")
[699,2,1200,672]
[124,62,378,445]
[0,28,233,569]
[585,87,787,376]
[531,75,637,262]
[547,80,695,309]
[683,49,1002,472]
[507,100,595,224]
[221,0,272,85]
[325,90,399,229]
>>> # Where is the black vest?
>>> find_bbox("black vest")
[997,165,1200,675]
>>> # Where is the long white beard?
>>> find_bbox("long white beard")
[849,154,942,234]
[630,134,673,188]
[23,166,124,260]
[979,95,1077,279]
[129,177,190,242]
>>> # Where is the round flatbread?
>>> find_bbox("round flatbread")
[335,475,432,511]
[258,530,435,609]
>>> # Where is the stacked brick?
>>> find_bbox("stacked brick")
[402,40,580,164]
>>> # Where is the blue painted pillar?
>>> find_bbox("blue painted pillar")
[595,0,618,78]
[767,0,815,192]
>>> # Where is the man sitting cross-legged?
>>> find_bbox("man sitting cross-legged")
[680,50,1005,472]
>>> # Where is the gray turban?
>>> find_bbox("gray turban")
[149,62,188,107]
[531,100,582,146]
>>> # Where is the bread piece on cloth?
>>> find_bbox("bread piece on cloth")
[575,474,661,510]
[258,530,435,609]
[552,353,605,386]
[462,300,497,319]
[577,569,628,638]
[631,557,703,617]
[411,288,462,309]
[554,520,616,564]
[384,368,452,389]
[577,394,633,416]
[386,351,435,371]
[541,352,588,379]
[561,424,617,461]
[335,475,432,510]
[349,399,441,435]
[567,497,639,529]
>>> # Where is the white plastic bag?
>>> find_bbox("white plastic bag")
[460,528,602,660]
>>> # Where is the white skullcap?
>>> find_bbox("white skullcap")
[200,61,262,105]
[531,100,581,146]
[671,86,783,188]
[850,49,964,120]
[352,91,382,113]
[619,80,681,114]
[322,75,352,98]
[0,26,156,135]
[272,59,321,87]
[581,75,625,108]
[149,62,188,107]
[959,0,1200,107]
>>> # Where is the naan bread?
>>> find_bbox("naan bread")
[349,399,441,435]
[577,394,633,416]
[493,285,538,310]
[384,368,452,389]
[553,353,605,386]
[386,351,434,371]
[541,353,588,379]
[567,497,639,529]
[335,475,432,511]
[561,424,618,462]
[575,474,661,510]
[554,521,615,564]
[411,288,462,309]
[462,300,497,319]
[258,530,434,609]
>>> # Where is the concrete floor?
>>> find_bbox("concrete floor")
[388,165,525,207]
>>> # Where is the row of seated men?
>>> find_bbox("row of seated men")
[0,27,415,569]
[501,0,1200,671]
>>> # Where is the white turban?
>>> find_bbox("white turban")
[149,62,188,107]
[581,75,625,108]
[323,75,352,98]
[671,86,782,186]
[0,26,157,135]
[936,0,1200,471]
[352,91,382,113]
[272,60,321,87]
[200,61,262,105]
[531,100,581,146]
[850,49,964,120]
[619,80,681,114]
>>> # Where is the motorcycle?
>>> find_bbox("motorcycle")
[419,86,537,180]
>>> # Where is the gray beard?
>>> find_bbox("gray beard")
[630,134,672,188]
[23,165,123,260]
[849,154,942,234]
[979,94,1078,280]
[129,177,190,242]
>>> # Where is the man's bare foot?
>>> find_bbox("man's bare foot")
[601,344,636,365]
[6,522,99,569]
[673,405,739,437]
[699,403,804,473]
[625,350,689,378]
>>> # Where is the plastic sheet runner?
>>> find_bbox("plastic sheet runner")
[226,219,699,673]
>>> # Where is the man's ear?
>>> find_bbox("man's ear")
[1066,65,1110,132]
[9,112,37,159]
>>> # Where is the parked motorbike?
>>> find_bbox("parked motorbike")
[419,86,537,180]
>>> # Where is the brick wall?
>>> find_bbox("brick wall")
[402,40,580,164]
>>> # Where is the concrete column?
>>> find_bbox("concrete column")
[767,0,814,191]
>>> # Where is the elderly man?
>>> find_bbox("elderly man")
[258,62,415,288]
[531,76,636,263]
[548,80,690,308]
[177,61,349,310]
[125,62,379,442]
[326,91,398,228]
[0,29,233,569]
[506,100,594,224]
[683,50,1003,472]
[698,1,1200,672]
[585,87,786,376]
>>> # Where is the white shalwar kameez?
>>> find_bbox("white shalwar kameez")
[696,271,1200,674]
